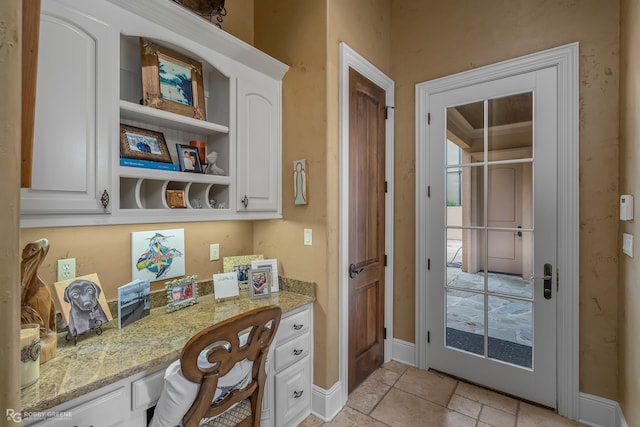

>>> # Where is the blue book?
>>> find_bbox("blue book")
[120,158,179,171]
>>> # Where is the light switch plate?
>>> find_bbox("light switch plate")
[209,243,220,261]
[623,233,633,257]
[304,228,312,246]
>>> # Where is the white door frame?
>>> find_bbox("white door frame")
[415,43,579,419]
[339,43,395,405]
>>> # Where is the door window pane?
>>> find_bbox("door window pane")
[488,295,532,368]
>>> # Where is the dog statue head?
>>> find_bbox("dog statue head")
[64,279,101,311]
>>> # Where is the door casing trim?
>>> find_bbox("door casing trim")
[339,42,395,405]
[415,43,579,419]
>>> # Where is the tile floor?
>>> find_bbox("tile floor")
[299,361,586,427]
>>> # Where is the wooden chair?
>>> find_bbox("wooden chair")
[180,305,281,427]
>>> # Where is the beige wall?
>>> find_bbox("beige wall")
[390,0,620,400]
[619,0,640,424]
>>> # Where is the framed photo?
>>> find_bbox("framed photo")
[165,275,199,313]
[223,254,264,286]
[140,38,206,121]
[176,144,203,173]
[117,279,150,329]
[52,273,113,337]
[248,267,272,299]
[251,258,279,293]
[120,124,172,163]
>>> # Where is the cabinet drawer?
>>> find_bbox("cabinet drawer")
[27,387,127,426]
[274,332,310,372]
[278,308,311,343]
[131,369,165,410]
[274,358,311,427]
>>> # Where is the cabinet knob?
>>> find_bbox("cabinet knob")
[293,390,304,399]
[100,189,110,209]
[241,195,248,208]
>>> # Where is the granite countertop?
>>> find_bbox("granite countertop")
[21,289,314,414]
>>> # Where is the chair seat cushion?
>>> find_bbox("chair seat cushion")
[149,334,253,427]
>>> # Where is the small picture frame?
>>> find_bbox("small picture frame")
[165,275,199,313]
[120,124,172,163]
[176,144,203,173]
[251,258,279,293]
[248,267,272,299]
[140,38,206,121]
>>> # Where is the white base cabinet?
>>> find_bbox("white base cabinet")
[24,304,313,427]
[21,0,287,228]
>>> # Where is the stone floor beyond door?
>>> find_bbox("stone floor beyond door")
[299,361,585,427]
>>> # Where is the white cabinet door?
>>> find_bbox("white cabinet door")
[21,2,113,215]
[236,74,282,213]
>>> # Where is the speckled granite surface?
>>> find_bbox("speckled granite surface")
[21,291,314,414]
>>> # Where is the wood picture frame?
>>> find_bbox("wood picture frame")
[120,124,173,163]
[140,38,207,121]
[248,267,272,299]
[176,144,203,173]
[165,275,199,313]
[223,254,264,287]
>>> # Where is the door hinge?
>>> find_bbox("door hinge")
[428,112,431,125]
[384,254,388,267]
[384,181,388,193]
[427,258,431,270]
[427,331,431,343]
[427,186,431,197]
[383,327,387,340]
[385,106,394,119]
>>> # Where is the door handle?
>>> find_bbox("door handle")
[516,225,522,237]
[349,263,364,279]
[530,263,552,299]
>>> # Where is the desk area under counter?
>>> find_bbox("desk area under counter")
[22,287,315,427]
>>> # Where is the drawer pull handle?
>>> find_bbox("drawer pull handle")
[293,348,303,356]
[293,324,304,330]
[293,390,304,399]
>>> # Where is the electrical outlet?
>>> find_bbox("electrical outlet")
[209,243,220,261]
[57,258,76,281]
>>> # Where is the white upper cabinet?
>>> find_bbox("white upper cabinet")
[21,3,114,218]
[237,73,282,214]
[20,0,288,227]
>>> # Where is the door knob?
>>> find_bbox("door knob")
[349,263,364,279]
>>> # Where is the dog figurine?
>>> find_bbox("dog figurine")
[64,279,110,336]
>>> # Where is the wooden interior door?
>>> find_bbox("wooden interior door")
[348,68,386,393]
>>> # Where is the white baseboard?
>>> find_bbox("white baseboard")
[392,338,416,366]
[578,393,627,427]
[311,381,344,422]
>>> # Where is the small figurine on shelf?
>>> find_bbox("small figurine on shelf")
[206,151,225,175]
